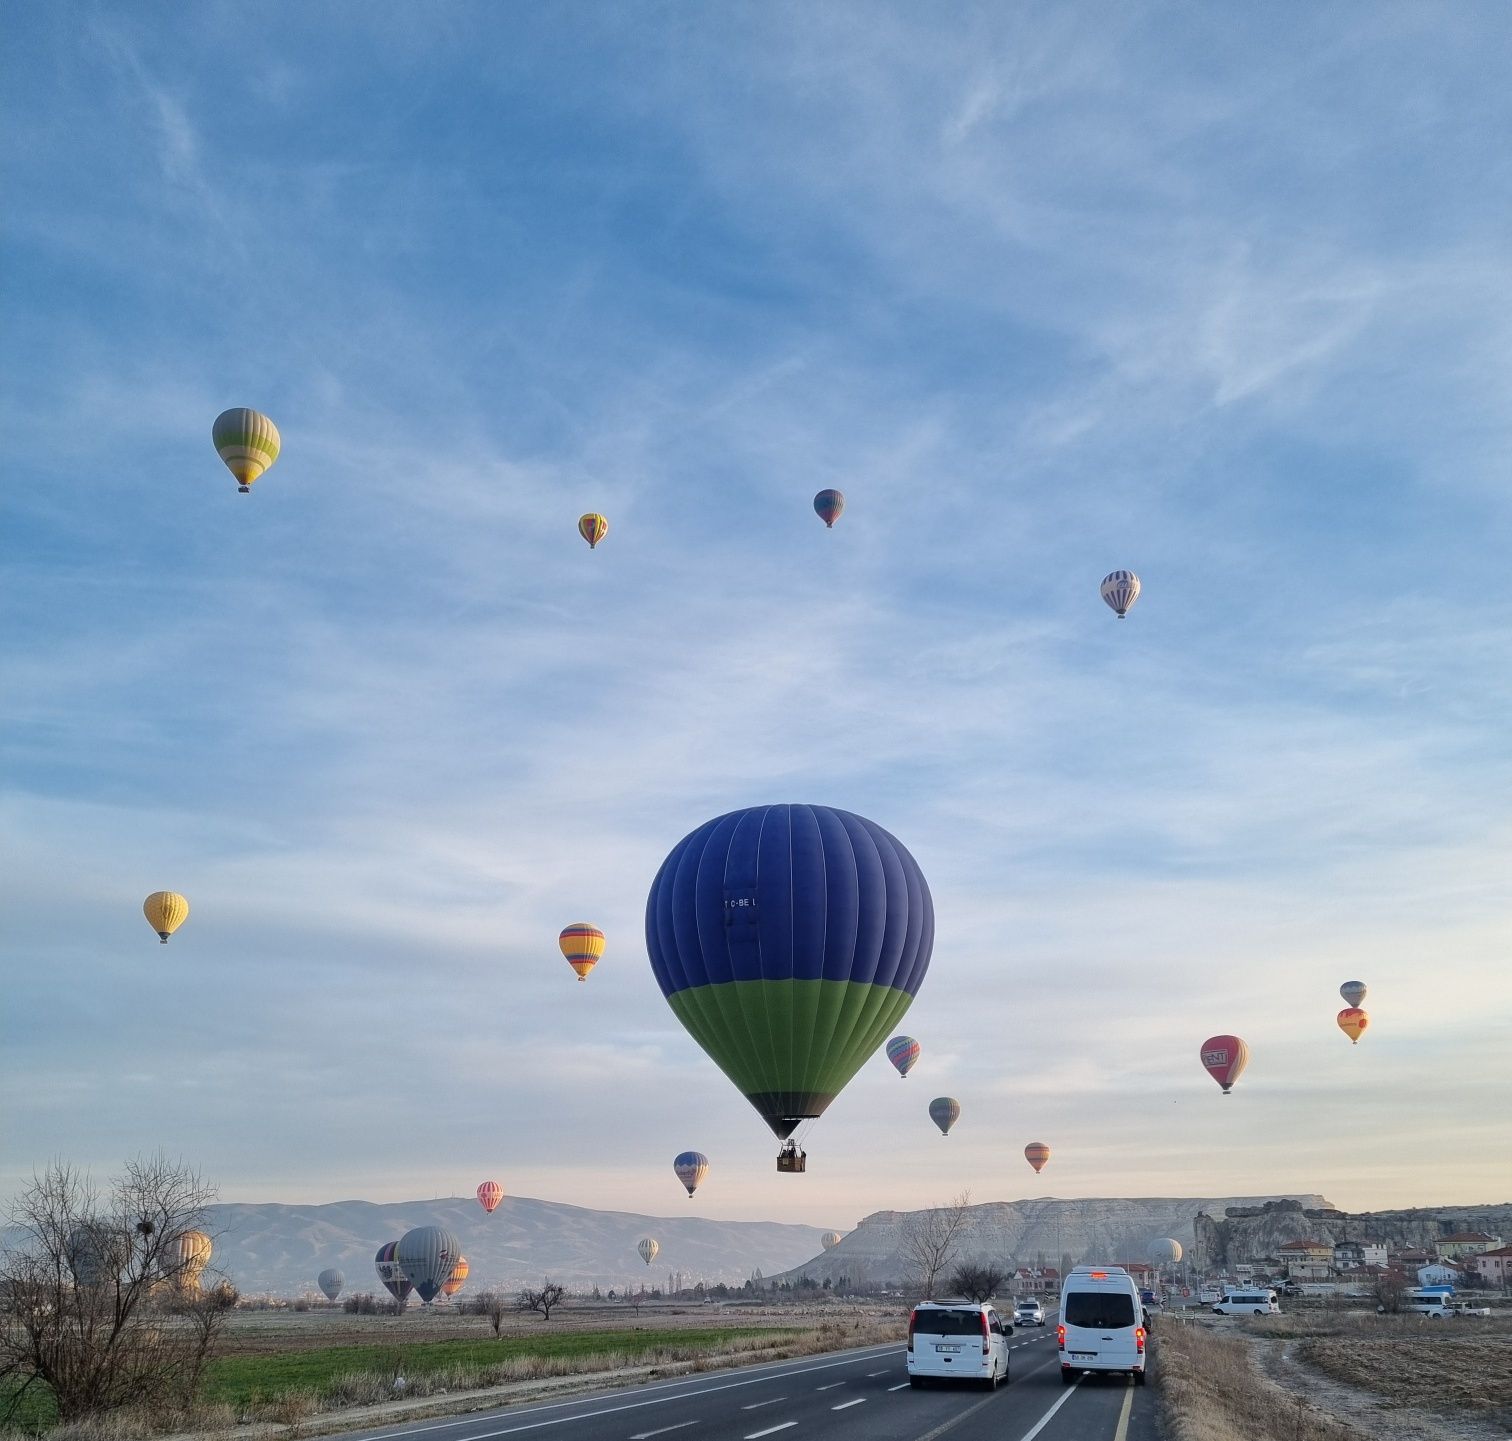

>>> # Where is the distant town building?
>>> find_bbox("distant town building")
[1471,1245,1512,1287]
[1333,1241,1386,1270]
[1436,1232,1501,1261]
[1279,1240,1334,1282]
[1390,1247,1432,1270]
[1011,1266,1058,1295]
[1416,1263,1461,1288]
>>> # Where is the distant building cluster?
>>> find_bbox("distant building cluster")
[1219,1230,1509,1292]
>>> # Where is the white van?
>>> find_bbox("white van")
[1212,1289,1279,1315]
[1058,1266,1147,1386]
[906,1301,1011,1388]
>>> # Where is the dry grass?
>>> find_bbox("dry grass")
[41,1406,236,1441]
[1156,1322,1368,1441]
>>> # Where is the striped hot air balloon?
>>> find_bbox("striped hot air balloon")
[1200,1035,1249,1094]
[441,1256,469,1298]
[1339,981,1367,1008]
[578,513,609,549]
[477,1180,504,1213]
[821,1231,842,1250]
[929,1097,960,1136]
[813,489,845,528]
[1337,1008,1369,1045]
[673,1151,709,1198]
[374,1241,413,1302]
[317,1268,344,1301]
[646,805,934,1161]
[396,1226,460,1305]
[1149,1238,1183,1265]
[885,1035,920,1078]
[559,924,605,982]
[1100,570,1141,619]
[1024,1142,1051,1174]
[638,1238,659,1266]
[162,1230,212,1293]
[143,891,189,944]
[212,408,281,493]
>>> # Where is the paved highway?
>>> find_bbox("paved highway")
[323,1330,1158,1441]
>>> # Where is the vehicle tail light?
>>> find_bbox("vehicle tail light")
[907,1309,916,1352]
[980,1311,990,1355]
[1135,1326,1146,1353]
[1057,1324,1066,1348]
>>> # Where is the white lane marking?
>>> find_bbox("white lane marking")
[910,1390,1000,1441]
[831,1399,865,1411]
[629,1424,700,1440]
[887,1382,911,1391]
[336,1344,901,1441]
[866,1370,889,1377]
[1015,1377,1081,1441]
[816,1382,845,1390]
[1113,1384,1134,1441]
[745,1426,797,1440]
[741,1397,786,1411]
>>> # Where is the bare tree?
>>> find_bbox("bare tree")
[900,1190,973,1300]
[477,1291,508,1337]
[0,1156,230,1425]
[948,1261,1006,1303]
[1372,1269,1407,1314]
[518,1280,567,1321]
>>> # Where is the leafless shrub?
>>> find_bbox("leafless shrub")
[948,1261,1005,1303]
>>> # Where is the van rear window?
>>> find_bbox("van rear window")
[1063,1293,1136,1328]
[914,1310,983,1335]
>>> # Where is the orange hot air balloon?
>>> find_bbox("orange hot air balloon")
[1024,1142,1051,1174]
[441,1255,469,1298]
[1336,1008,1369,1045]
[578,513,609,549]
[477,1180,503,1213]
[559,923,605,981]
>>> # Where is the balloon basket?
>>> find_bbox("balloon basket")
[776,1149,807,1174]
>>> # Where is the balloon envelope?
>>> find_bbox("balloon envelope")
[813,489,845,528]
[374,1241,413,1302]
[1100,570,1141,618]
[1149,1238,1183,1265]
[396,1226,461,1304]
[578,513,609,549]
[317,1268,344,1301]
[163,1230,212,1292]
[1200,1035,1249,1093]
[929,1097,960,1136]
[1339,981,1367,1008]
[1024,1142,1051,1174]
[821,1231,842,1250]
[560,924,605,982]
[143,891,189,943]
[638,1238,659,1266]
[885,1035,921,1078]
[212,408,281,492]
[1337,1007,1369,1044]
[441,1256,469,1298]
[477,1180,504,1213]
[646,805,934,1141]
[674,1151,709,1197]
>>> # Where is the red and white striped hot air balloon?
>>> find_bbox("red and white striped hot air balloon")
[477,1180,503,1213]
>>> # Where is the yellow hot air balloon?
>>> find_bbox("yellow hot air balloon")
[212,408,281,493]
[1336,1007,1369,1045]
[1024,1142,1051,1174]
[143,891,189,944]
[163,1230,212,1293]
[559,924,605,982]
[578,513,609,549]
[441,1255,469,1298]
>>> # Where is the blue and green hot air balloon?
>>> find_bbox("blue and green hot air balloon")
[646,804,934,1169]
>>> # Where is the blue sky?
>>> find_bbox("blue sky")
[4,3,1510,1227]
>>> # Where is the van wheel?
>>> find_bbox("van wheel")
[909,1376,923,1389]
[1134,1369,1147,1386]
[1253,1308,1264,1315]
[1061,1367,1076,1386]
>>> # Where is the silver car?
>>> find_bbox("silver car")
[1014,1300,1046,1327]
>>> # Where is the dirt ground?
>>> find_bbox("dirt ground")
[219,1299,895,1356]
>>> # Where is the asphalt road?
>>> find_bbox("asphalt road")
[325,1331,1158,1441]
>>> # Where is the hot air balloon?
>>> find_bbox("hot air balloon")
[374,1241,413,1302]
[1337,1008,1369,1045]
[441,1256,469,1299]
[638,1238,659,1266]
[559,924,605,982]
[162,1230,212,1293]
[673,1152,709,1198]
[477,1180,504,1213]
[1024,1142,1051,1174]
[143,891,189,944]
[317,1268,344,1302]
[1100,570,1141,619]
[66,1222,119,1288]
[396,1226,460,1305]
[646,805,934,1170]
[1149,1238,1183,1266]
[929,1097,960,1136]
[212,408,281,493]
[1200,1035,1249,1094]
[578,513,609,549]
[1340,981,1367,1008]
[813,490,845,528]
[821,1231,842,1250]
[885,1035,920,1078]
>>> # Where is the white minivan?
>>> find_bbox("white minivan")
[1212,1289,1279,1316]
[1058,1266,1147,1386]
[907,1301,1011,1388]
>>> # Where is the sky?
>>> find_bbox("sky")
[3,2,1510,1230]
